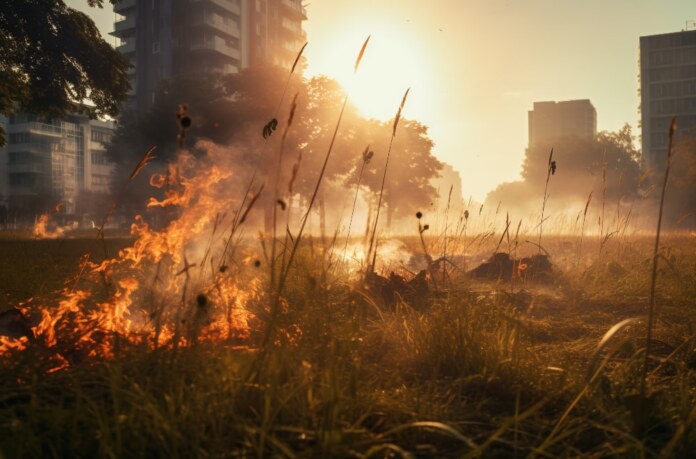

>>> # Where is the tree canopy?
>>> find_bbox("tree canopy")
[666,134,696,228]
[105,67,442,229]
[0,0,129,145]
[487,125,643,214]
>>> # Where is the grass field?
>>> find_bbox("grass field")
[0,232,694,458]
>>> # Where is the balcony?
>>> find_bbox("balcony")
[281,0,307,19]
[190,37,241,60]
[8,163,48,175]
[191,15,241,38]
[117,40,136,55]
[114,15,135,34]
[208,0,241,15]
[8,184,43,196]
[281,19,302,35]
[222,63,240,73]
[7,144,52,156]
[27,122,63,137]
[114,0,136,13]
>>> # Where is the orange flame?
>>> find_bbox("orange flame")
[3,141,263,369]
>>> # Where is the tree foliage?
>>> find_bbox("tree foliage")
[0,0,130,145]
[106,68,442,226]
[487,125,643,212]
[665,134,696,228]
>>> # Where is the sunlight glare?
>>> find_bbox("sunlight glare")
[305,22,433,121]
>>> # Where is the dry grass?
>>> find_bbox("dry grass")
[0,232,694,457]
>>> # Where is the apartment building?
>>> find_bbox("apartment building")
[111,0,307,112]
[528,100,597,148]
[640,28,696,169]
[0,114,115,218]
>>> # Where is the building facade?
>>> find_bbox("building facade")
[246,0,308,70]
[0,114,115,218]
[528,100,597,148]
[640,29,696,170]
[111,0,306,112]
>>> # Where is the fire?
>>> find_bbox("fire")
[0,336,28,353]
[2,141,263,369]
[33,212,66,239]
[341,239,415,274]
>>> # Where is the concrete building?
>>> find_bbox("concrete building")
[247,0,308,70]
[528,100,597,148]
[0,113,115,217]
[640,29,696,170]
[111,0,307,112]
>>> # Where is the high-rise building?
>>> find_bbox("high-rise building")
[0,113,115,217]
[640,29,696,170]
[111,0,306,112]
[528,100,597,148]
[246,0,308,69]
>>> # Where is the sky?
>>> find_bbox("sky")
[71,0,695,201]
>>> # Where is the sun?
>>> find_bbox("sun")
[304,21,433,122]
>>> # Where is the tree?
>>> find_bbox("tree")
[487,125,643,213]
[355,119,442,226]
[521,124,642,201]
[106,67,301,219]
[664,134,696,228]
[0,0,129,146]
[105,68,443,232]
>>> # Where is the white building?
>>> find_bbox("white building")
[0,113,115,218]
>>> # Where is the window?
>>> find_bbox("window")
[8,152,41,165]
[91,151,110,165]
[9,173,35,187]
[90,130,112,144]
[92,174,111,186]
[9,132,30,144]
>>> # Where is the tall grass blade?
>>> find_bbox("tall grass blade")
[291,42,308,74]
[354,35,371,73]
[641,116,677,396]
[367,88,410,272]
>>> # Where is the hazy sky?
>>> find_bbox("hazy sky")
[72,0,695,201]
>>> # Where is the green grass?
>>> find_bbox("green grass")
[0,235,694,457]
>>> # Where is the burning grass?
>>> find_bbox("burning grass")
[1,139,695,456]
[1,141,694,456]
[0,41,693,456]
[0,229,694,457]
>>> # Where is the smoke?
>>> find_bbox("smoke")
[480,125,696,233]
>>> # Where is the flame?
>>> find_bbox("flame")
[0,336,28,353]
[2,141,263,368]
[33,212,66,239]
[33,213,49,238]
[341,239,414,274]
